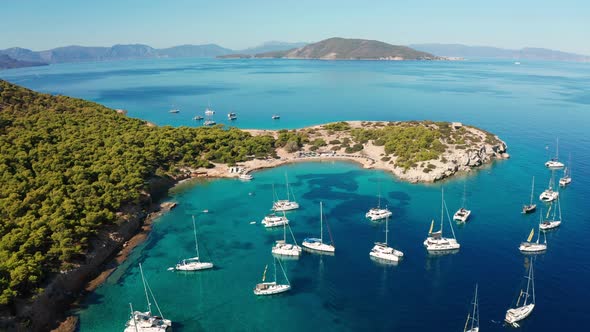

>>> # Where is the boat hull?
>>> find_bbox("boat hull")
[175,262,214,271]
[453,208,471,222]
[540,221,561,231]
[272,200,299,211]
[423,237,460,251]
[522,204,536,214]
[261,215,289,228]
[272,243,302,257]
[519,242,547,253]
[302,239,335,253]
[365,208,392,221]
[253,283,290,295]
[505,303,535,326]
[545,160,564,169]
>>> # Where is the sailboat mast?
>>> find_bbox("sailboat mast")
[385,215,389,245]
[129,303,139,332]
[556,137,559,160]
[139,264,152,315]
[278,258,290,285]
[440,188,445,234]
[524,260,533,305]
[462,182,467,208]
[537,213,542,244]
[530,176,535,205]
[285,173,290,201]
[531,260,536,304]
[283,214,287,242]
[274,257,277,283]
[320,202,324,243]
[472,284,479,329]
[192,216,199,258]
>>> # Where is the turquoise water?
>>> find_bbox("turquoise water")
[2,59,590,330]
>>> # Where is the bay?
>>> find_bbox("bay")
[2,58,589,331]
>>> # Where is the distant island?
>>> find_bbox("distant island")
[218,37,443,60]
[0,54,47,69]
[410,43,590,62]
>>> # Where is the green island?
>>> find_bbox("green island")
[0,80,507,329]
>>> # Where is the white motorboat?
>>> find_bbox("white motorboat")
[228,112,237,120]
[261,213,289,228]
[424,188,461,252]
[272,174,299,211]
[463,284,480,332]
[545,138,564,169]
[171,216,213,271]
[522,176,537,214]
[239,172,253,180]
[168,109,180,114]
[369,215,403,262]
[253,258,291,296]
[205,107,215,116]
[540,200,562,231]
[272,219,302,257]
[505,260,535,327]
[193,115,204,120]
[302,202,335,253]
[272,114,280,119]
[125,264,172,332]
[203,120,216,126]
[519,214,547,253]
[453,183,471,222]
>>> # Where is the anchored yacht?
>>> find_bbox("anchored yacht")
[424,188,460,252]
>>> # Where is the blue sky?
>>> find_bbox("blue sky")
[2,0,589,54]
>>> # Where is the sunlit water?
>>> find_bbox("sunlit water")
[2,58,589,331]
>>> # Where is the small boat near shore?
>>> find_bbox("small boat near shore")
[239,172,253,180]
[228,112,237,120]
[125,264,172,331]
[453,183,471,222]
[193,115,204,120]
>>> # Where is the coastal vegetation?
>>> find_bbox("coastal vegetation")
[0,80,275,305]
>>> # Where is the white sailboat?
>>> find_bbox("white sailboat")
[272,217,302,257]
[545,138,565,169]
[125,264,172,332]
[302,202,335,253]
[423,188,460,252]
[272,175,299,211]
[559,154,572,187]
[519,214,547,253]
[171,216,213,271]
[522,176,537,214]
[539,174,559,202]
[540,199,561,231]
[453,182,472,222]
[505,260,535,327]
[365,181,392,221]
[203,103,216,126]
[463,284,480,332]
[253,257,291,295]
[369,215,403,262]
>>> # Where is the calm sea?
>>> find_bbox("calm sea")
[2,58,589,331]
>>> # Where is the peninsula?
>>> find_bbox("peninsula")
[198,121,508,183]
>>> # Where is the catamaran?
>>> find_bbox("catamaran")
[424,188,460,252]
[261,213,289,228]
[253,257,291,295]
[272,175,299,211]
[540,199,562,231]
[171,216,213,271]
[545,138,565,169]
[272,217,302,257]
[463,284,480,332]
[522,176,537,214]
[365,181,392,221]
[505,260,535,327]
[125,264,172,332]
[453,182,472,222]
[519,213,547,253]
[302,202,335,253]
[539,174,559,202]
[559,154,572,187]
[369,215,403,262]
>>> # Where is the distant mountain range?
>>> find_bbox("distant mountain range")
[410,43,590,62]
[219,37,439,60]
[0,41,308,68]
[2,40,588,69]
[0,54,47,69]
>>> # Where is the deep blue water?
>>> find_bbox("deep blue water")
[2,58,590,331]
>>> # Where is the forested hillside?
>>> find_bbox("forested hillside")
[0,80,275,304]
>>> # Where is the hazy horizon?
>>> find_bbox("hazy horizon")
[2,0,589,55]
